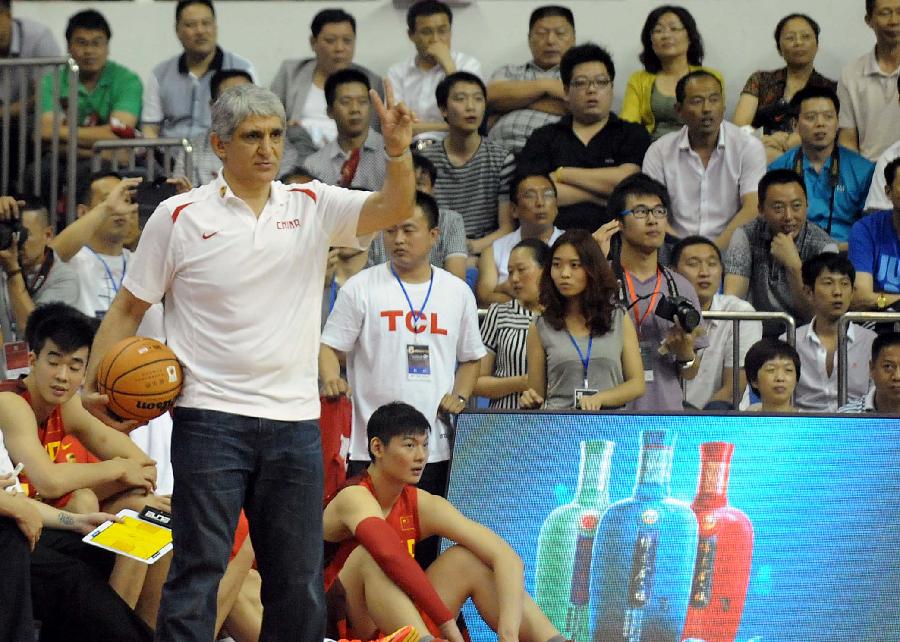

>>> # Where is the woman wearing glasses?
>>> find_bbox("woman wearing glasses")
[732,13,836,163]
[621,5,723,141]
[519,230,644,410]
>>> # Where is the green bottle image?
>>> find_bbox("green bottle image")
[535,439,615,641]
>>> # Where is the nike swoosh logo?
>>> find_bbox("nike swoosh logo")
[201,231,219,240]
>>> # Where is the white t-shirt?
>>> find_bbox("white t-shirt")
[0,432,23,493]
[122,175,370,421]
[321,263,485,463]
[492,227,563,283]
[299,85,337,149]
[67,246,131,319]
[387,52,482,126]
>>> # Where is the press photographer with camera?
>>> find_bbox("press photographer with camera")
[0,196,80,359]
[606,173,707,412]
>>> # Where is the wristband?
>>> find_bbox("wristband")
[456,394,467,405]
[384,147,412,162]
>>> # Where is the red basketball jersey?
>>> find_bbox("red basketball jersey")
[324,472,422,589]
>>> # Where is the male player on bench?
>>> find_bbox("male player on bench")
[324,401,564,642]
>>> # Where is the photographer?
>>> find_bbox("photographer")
[606,173,707,411]
[0,196,79,351]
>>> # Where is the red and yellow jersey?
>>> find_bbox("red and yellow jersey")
[0,379,96,501]
[324,472,422,590]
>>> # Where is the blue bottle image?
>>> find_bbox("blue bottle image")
[589,430,698,642]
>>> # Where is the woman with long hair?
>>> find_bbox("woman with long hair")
[621,5,723,140]
[733,13,836,162]
[475,238,550,409]
[520,230,644,410]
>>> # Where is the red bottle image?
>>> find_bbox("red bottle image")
[681,442,753,642]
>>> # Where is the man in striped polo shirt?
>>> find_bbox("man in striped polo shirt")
[420,71,515,257]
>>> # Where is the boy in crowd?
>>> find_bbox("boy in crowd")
[323,401,563,642]
[792,253,876,411]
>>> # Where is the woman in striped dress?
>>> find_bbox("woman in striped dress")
[474,238,550,409]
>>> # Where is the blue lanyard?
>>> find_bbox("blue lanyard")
[566,331,593,388]
[390,263,434,333]
[328,279,338,314]
[87,247,126,297]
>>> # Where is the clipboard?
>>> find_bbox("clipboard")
[82,508,173,564]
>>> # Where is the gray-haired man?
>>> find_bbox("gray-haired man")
[80,82,416,641]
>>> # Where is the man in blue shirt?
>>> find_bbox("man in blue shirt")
[849,156,900,311]
[770,86,874,249]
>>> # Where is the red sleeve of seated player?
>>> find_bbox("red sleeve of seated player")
[354,516,454,625]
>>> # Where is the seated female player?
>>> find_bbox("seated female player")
[323,402,564,642]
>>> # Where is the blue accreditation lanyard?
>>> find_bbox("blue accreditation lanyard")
[566,331,593,388]
[87,247,126,299]
[390,263,434,340]
[328,279,338,314]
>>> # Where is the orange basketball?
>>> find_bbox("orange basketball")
[97,336,183,422]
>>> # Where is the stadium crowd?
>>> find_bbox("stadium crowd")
[1,0,900,641]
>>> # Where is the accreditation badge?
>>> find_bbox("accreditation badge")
[407,344,431,380]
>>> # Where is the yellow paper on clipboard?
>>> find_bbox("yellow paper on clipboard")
[83,509,172,564]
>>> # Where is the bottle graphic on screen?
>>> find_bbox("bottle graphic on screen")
[535,440,614,641]
[589,430,698,642]
[681,442,753,642]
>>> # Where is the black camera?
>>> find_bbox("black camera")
[655,295,701,332]
[0,219,28,252]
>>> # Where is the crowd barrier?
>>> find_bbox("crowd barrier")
[91,137,194,182]
[0,56,78,226]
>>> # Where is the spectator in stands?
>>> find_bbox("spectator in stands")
[839,331,900,413]
[520,230,643,411]
[142,0,255,140]
[303,69,385,191]
[387,0,481,139]
[174,70,300,187]
[50,172,138,319]
[672,235,761,410]
[733,13,837,163]
[475,238,549,409]
[419,71,513,255]
[769,86,874,248]
[271,8,381,150]
[863,75,900,212]
[0,0,60,181]
[320,190,484,565]
[744,338,800,412]
[725,169,838,335]
[0,197,79,349]
[367,153,467,281]
[486,5,575,155]
[476,173,563,306]
[607,173,706,411]
[518,44,650,231]
[0,471,152,641]
[643,70,767,252]
[837,0,900,161]
[40,10,142,159]
[792,252,876,412]
[622,5,723,141]
[849,157,900,310]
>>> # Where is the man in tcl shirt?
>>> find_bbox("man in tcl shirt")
[81,82,416,642]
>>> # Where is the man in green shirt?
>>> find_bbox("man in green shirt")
[40,9,142,160]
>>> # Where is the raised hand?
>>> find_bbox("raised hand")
[371,78,416,157]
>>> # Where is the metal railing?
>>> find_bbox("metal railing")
[700,310,796,408]
[91,138,194,182]
[837,311,900,407]
[0,56,79,226]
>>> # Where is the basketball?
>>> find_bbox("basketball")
[97,337,183,422]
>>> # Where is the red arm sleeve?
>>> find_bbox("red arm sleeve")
[354,516,454,626]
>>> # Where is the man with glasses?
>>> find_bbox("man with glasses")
[607,173,707,411]
[643,70,767,255]
[486,5,575,155]
[518,43,650,231]
[724,169,838,336]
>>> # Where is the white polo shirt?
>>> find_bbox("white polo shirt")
[788,319,876,412]
[387,52,482,128]
[123,174,370,421]
[837,50,900,162]
[643,121,767,240]
[68,246,131,319]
